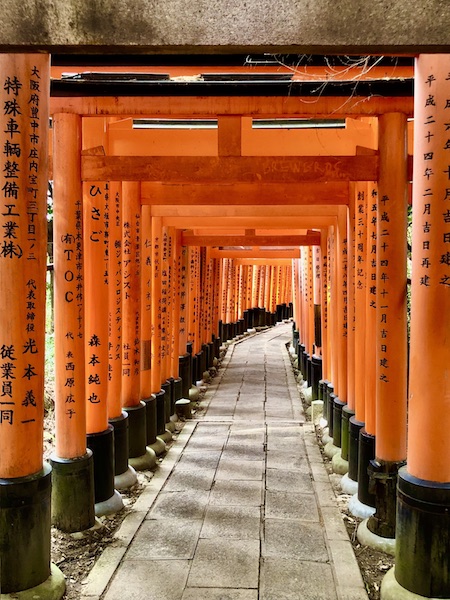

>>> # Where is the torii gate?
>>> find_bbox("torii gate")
[0,50,449,600]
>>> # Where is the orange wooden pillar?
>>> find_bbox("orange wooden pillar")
[348,185,368,485]
[352,182,378,510]
[83,117,122,515]
[383,55,450,599]
[170,229,184,409]
[320,231,329,386]
[151,216,170,443]
[341,187,357,463]
[331,207,348,451]
[362,112,408,541]
[140,209,164,454]
[121,182,155,468]
[311,244,323,402]
[106,181,137,487]
[83,173,122,515]
[178,243,191,399]
[159,226,174,430]
[0,53,65,596]
[50,111,95,533]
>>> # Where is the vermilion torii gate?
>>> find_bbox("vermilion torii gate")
[0,51,449,600]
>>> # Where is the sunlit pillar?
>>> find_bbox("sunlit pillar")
[51,112,95,532]
[0,53,65,597]
[382,54,450,600]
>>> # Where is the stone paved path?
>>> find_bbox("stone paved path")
[82,323,368,600]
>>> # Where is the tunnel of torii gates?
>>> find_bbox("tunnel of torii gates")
[0,52,449,600]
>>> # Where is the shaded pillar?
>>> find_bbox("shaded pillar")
[121,182,154,469]
[348,184,368,485]
[0,53,64,596]
[382,55,450,600]
[51,112,95,531]
[366,113,408,541]
[83,151,122,515]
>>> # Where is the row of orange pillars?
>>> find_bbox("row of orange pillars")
[0,52,449,600]
[290,59,450,599]
[0,56,293,595]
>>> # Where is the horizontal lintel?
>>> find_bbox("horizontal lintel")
[82,155,378,183]
[181,234,320,246]
[141,182,349,205]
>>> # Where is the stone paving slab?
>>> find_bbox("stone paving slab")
[266,467,314,493]
[175,450,222,470]
[201,504,261,539]
[103,560,190,600]
[265,489,320,521]
[215,458,264,480]
[209,479,263,506]
[147,489,210,520]
[182,589,258,600]
[126,518,202,559]
[163,468,217,491]
[187,539,260,588]
[260,558,338,600]
[263,518,329,561]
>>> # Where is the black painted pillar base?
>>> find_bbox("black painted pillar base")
[109,410,129,476]
[332,396,346,448]
[86,425,115,504]
[195,351,203,382]
[341,405,355,462]
[161,380,173,425]
[348,416,364,482]
[394,467,450,597]
[179,353,191,398]
[125,401,158,469]
[214,336,221,359]
[191,354,198,385]
[320,379,330,422]
[311,355,322,401]
[155,389,166,436]
[124,401,147,458]
[143,394,157,445]
[0,463,57,593]
[357,428,376,508]
[327,388,336,438]
[306,354,312,387]
[367,459,405,539]
[50,451,95,533]
[173,376,183,406]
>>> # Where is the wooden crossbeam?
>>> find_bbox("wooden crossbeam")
[82,155,378,183]
[51,96,414,118]
[151,204,340,217]
[162,216,336,228]
[141,182,349,205]
[209,250,300,260]
[181,233,320,246]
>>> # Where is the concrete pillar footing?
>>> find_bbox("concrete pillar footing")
[380,567,447,600]
[357,518,396,556]
[331,449,349,475]
[340,473,358,495]
[129,447,157,471]
[114,465,138,490]
[0,563,66,600]
[148,438,166,456]
[69,518,103,539]
[166,421,176,433]
[94,489,123,517]
[324,440,340,458]
[158,430,173,443]
[189,385,200,402]
[348,493,376,519]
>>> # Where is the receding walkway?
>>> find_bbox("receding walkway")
[82,323,368,600]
